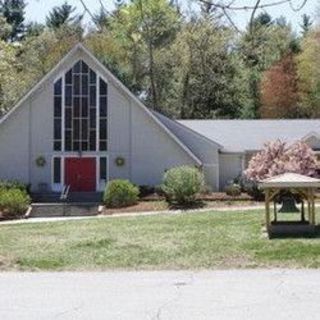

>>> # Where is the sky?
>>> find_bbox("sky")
[25,0,318,32]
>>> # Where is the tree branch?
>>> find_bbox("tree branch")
[289,0,308,12]
[222,7,240,33]
[198,0,309,33]
[249,0,261,34]
[78,0,96,22]
[197,0,308,11]
[98,0,108,12]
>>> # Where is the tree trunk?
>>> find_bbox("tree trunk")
[148,41,158,111]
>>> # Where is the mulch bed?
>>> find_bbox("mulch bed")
[0,211,21,221]
[141,192,253,202]
[198,192,253,201]
[102,192,263,215]
[103,198,261,216]
[103,201,168,215]
[103,191,320,216]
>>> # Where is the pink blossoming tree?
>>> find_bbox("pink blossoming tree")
[245,140,319,181]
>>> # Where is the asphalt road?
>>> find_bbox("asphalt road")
[0,270,320,320]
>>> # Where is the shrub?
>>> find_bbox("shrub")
[224,183,241,197]
[161,166,205,206]
[104,180,139,208]
[0,188,31,219]
[0,180,30,194]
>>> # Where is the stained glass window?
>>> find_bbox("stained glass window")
[53,60,108,152]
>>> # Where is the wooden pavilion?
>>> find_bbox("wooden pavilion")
[260,173,320,236]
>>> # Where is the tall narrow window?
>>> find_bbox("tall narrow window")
[100,157,107,181]
[63,60,99,152]
[53,78,62,151]
[99,78,108,151]
[53,157,61,184]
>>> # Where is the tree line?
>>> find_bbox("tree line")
[0,0,319,119]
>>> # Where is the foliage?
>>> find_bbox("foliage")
[46,2,82,30]
[0,179,29,193]
[239,13,297,118]
[0,0,26,41]
[0,13,12,40]
[0,25,81,113]
[162,15,252,118]
[245,140,319,182]
[260,53,300,118]
[104,179,139,208]
[17,26,81,92]
[0,40,26,114]
[300,14,313,36]
[161,166,205,205]
[25,22,45,37]
[106,0,181,110]
[0,187,30,219]
[0,1,319,120]
[296,29,320,118]
[224,183,241,197]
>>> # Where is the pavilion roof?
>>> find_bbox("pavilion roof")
[260,173,320,189]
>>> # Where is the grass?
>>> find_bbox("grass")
[1,209,320,271]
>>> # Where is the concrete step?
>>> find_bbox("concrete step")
[30,203,100,218]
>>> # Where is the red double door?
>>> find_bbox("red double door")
[65,158,96,192]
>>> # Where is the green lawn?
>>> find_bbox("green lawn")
[1,210,320,271]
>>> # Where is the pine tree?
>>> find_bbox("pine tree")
[300,14,312,36]
[0,0,26,41]
[46,2,81,29]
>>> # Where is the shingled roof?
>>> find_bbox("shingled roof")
[177,120,320,152]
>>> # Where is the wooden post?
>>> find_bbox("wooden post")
[301,200,305,222]
[265,189,270,228]
[311,188,315,226]
[307,188,311,224]
[273,201,277,222]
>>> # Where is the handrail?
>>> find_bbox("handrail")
[60,185,71,201]
[59,185,66,201]
[60,185,71,217]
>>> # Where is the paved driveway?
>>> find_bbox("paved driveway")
[0,270,319,320]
